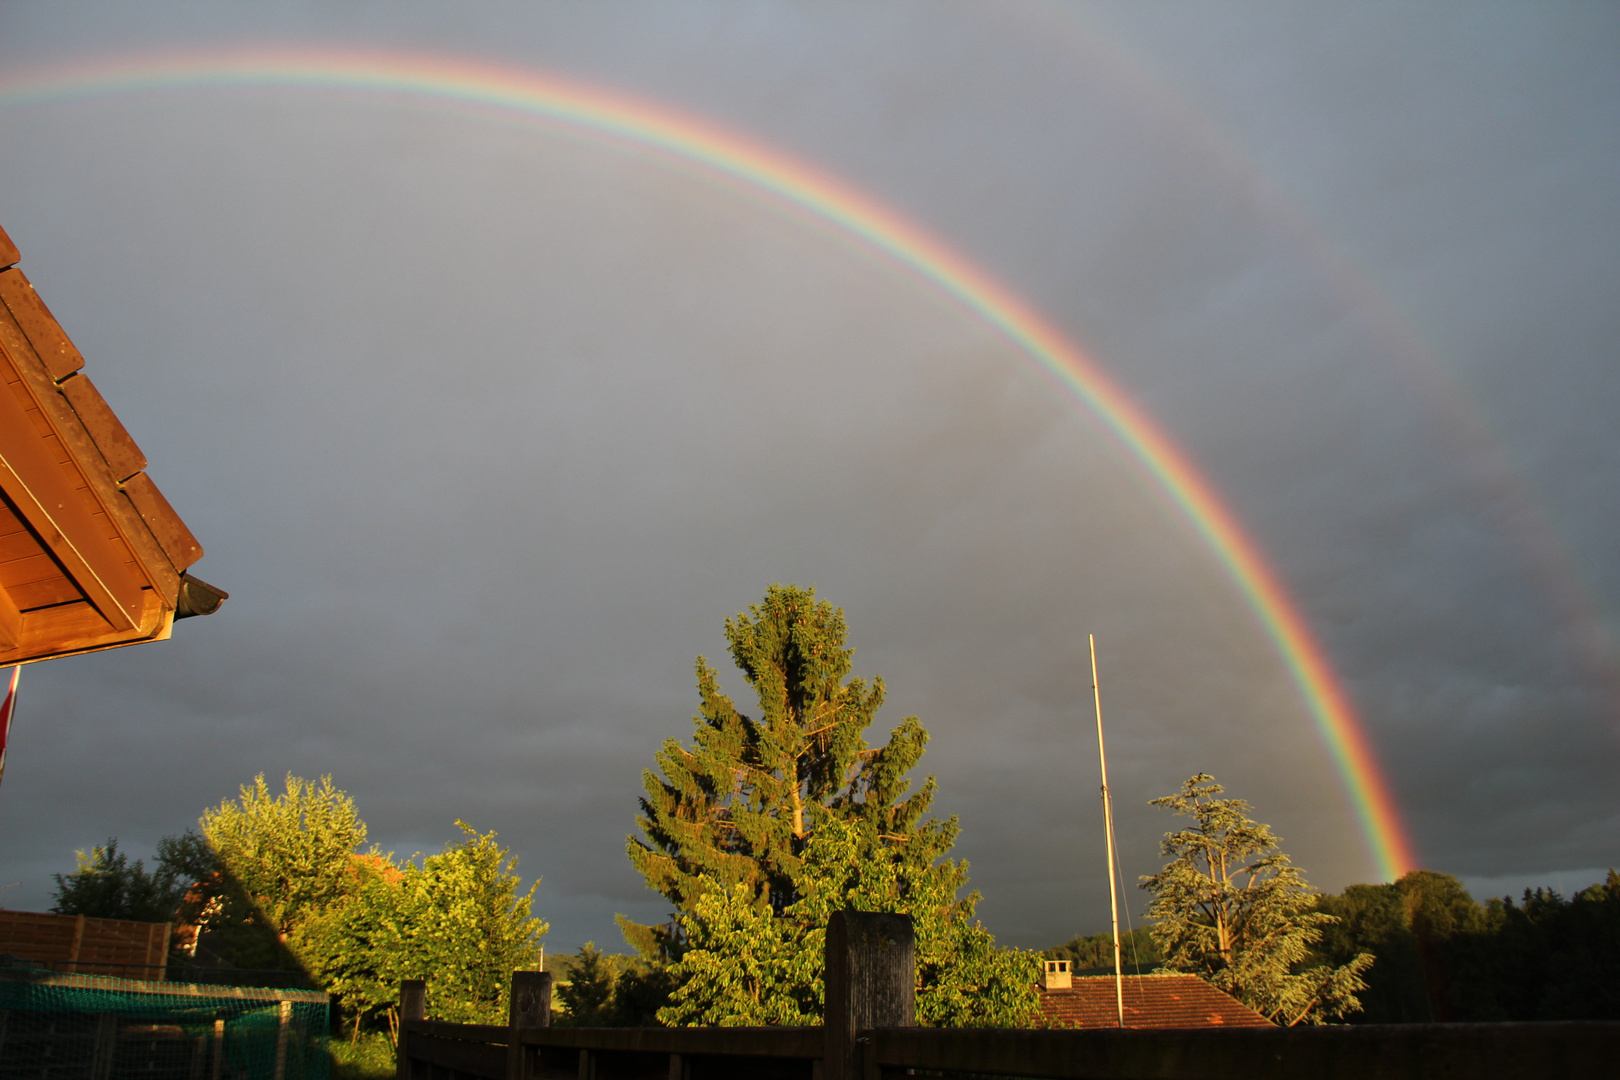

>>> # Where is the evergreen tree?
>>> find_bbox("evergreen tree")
[624,585,1036,1026]
[658,818,1039,1027]
[555,943,616,1026]
[624,584,950,956]
[1140,774,1373,1026]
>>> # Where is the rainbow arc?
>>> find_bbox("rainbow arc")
[0,48,1419,880]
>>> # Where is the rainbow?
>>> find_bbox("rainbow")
[0,48,1418,880]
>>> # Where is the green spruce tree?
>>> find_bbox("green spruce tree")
[624,584,1037,1026]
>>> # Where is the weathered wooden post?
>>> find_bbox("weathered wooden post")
[272,999,292,1080]
[824,911,914,1080]
[211,1018,225,1080]
[396,980,427,1080]
[506,970,551,1080]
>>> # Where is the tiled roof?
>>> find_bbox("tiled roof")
[1039,974,1273,1029]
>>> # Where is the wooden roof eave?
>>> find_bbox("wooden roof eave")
[0,222,224,666]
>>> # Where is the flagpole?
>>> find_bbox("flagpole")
[0,665,20,790]
[1091,635,1125,1028]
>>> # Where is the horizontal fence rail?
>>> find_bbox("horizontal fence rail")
[402,1017,1620,1080]
[396,911,1620,1080]
[866,1022,1620,1079]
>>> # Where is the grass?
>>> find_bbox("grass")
[326,1031,397,1080]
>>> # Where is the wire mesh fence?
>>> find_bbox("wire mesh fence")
[0,963,329,1080]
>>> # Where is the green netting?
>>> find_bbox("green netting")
[0,965,329,1080]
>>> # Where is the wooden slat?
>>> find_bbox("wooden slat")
[15,599,127,658]
[0,579,18,648]
[0,344,143,629]
[0,268,82,381]
[0,522,47,563]
[0,297,178,607]
[516,1027,825,1059]
[409,1034,508,1079]
[409,1022,509,1044]
[5,574,83,610]
[0,225,16,270]
[59,373,147,483]
[121,473,202,572]
[0,547,66,585]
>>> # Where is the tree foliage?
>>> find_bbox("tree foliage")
[301,823,547,1029]
[201,773,370,941]
[50,836,208,923]
[626,586,948,951]
[1043,926,1162,974]
[1315,868,1620,1022]
[1140,774,1373,1026]
[554,943,616,1026]
[657,810,1039,1027]
[625,585,1035,1026]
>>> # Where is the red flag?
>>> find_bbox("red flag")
[0,666,18,788]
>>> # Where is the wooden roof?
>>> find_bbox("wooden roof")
[0,222,223,666]
[1039,974,1274,1029]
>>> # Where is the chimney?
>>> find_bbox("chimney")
[1040,959,1072,990]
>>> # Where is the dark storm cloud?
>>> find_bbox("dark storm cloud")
[0,2,1614,950]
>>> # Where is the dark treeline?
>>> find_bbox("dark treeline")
[1313,869,1620,1023]
[550,943,673,1028]
[1042,926,1162,976]
[1041,869,1620,1024]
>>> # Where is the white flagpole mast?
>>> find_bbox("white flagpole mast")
[1091,635,1125,1028]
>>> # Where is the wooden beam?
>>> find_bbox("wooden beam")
[0,350,146,629]
[0,450,138,631]
[0,581,19,649]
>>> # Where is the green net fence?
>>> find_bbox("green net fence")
[0,965,329,1080]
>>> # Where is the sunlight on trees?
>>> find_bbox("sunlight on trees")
[1140,773,1373,1026]
[625,584,1038,1027]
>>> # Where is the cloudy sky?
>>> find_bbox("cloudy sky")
[0,2,1615,953]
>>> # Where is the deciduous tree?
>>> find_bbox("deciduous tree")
[201,773,370,940]
[302,823,547,1030]
[1140,774,1373,1026]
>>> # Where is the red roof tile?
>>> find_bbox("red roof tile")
[1038,974,1273,1029]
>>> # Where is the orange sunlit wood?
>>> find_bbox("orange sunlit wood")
[0,222,223,665]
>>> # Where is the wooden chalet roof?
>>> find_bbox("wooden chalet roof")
[1039,974,1274,1029]
[0,222,224,665]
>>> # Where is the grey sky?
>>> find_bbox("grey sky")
[0,2,1615,951]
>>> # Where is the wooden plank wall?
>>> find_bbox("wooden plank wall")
[0,909,170,979]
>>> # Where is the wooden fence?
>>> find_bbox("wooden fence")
[397,911,1619,1080]
[0,910,171,979]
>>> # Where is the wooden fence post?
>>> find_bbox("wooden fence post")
[507,970,551,1080]
[824,911,914,1080]
[396,980,426,1080]
[211,1018,225,1080]
[272,999,292,1080]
